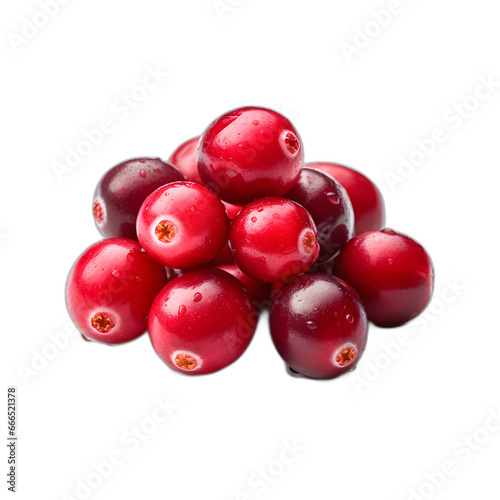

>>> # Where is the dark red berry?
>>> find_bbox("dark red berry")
[229,197,319,283]
[204,242,234,267]
[149,269,257,375]
[334,229,434,327]
[286,167,354,263]
[270,273,368,379]
[93,157,185,240]
[136,182,229,269]
[309,162,385,235]
[197,107,303,205]
[168,137,204,185]
[66,238,167,344]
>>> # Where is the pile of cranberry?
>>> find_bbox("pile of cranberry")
[66,106,434,379]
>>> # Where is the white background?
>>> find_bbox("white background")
[1,0,500,499]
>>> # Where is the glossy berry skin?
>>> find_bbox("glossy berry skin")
[222,201,243,220]
[137,182,229,269]
[66,238,168,344]
[168,137,204,185]
[149,269,257,375]
[286,167,354,263]
[197,107,303,205]
[215,265,270,308]
[309,162,385,235]
[270,274,368,379]
[205,243,234,267]
[334,229,434,327]
[93,157,185,240]
[229,197,320,283]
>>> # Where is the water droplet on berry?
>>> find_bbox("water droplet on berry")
[306,321,317,330]
[388,258,394,265]
[140,170,147,178]
[252,120,259,125]
[326,192,340,205]
[138,159,146,163]
[193,292,202,302]
[251,216,257,222]
[346,314,354,324]
[381,229,397,236]
[178,305,187,316]
[257,207,263,212]
[272,213,280,220]
[111,270,121,278]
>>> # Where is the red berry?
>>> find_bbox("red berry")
[229,197,319,283]
[222,200,243,220]
[334,229,434,327]
[149,269,257,375]
[66,238,167,344]
[93,158,185,240]
[215,264,270,308]
[204,242,234,267]
[286,167,354,263]
[309,162,385,235]
[168,137,204,185]
[270,274,368,379]
[197,107,303,205]
[136,182,229,269]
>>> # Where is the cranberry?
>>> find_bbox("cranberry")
[269,258,336,302]
[285,167,354,263]
[222,201,243,220]
[270,274,368,379]
[168,136,204,185]
[334,229,434,327]
[308,162,385,235]
[66,238,167,344]
[215,265,270,308]
[269,281,285,302]
[204,242,234,267]
[93,157,185,240]
[229,197,319,283]
[197,107,303,205]
[149,269,257,375]
[136,182,229,269]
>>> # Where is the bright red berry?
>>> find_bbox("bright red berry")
[309,162,385,235]
[270,274,368,379]
[334,229,434,327]
[93,157,185,240]
[222,201,243,220]
[286,167,354,263]
[136,182,229,269]
[168,137,204,185]
[66,238,168,344]
[215,264,270,308]
[229,197,319,283]
[197,107,303,205]
[149,269,257,375]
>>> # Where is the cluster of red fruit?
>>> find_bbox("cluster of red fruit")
[66,106,434,379]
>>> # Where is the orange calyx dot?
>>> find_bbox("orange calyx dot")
[91,312,116,333]
[335,346,357,367]
[93,200,104,223]
[155,220,176,243]
[302,231,316,254]
[174,353,198,371]
[284,132,299,154]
